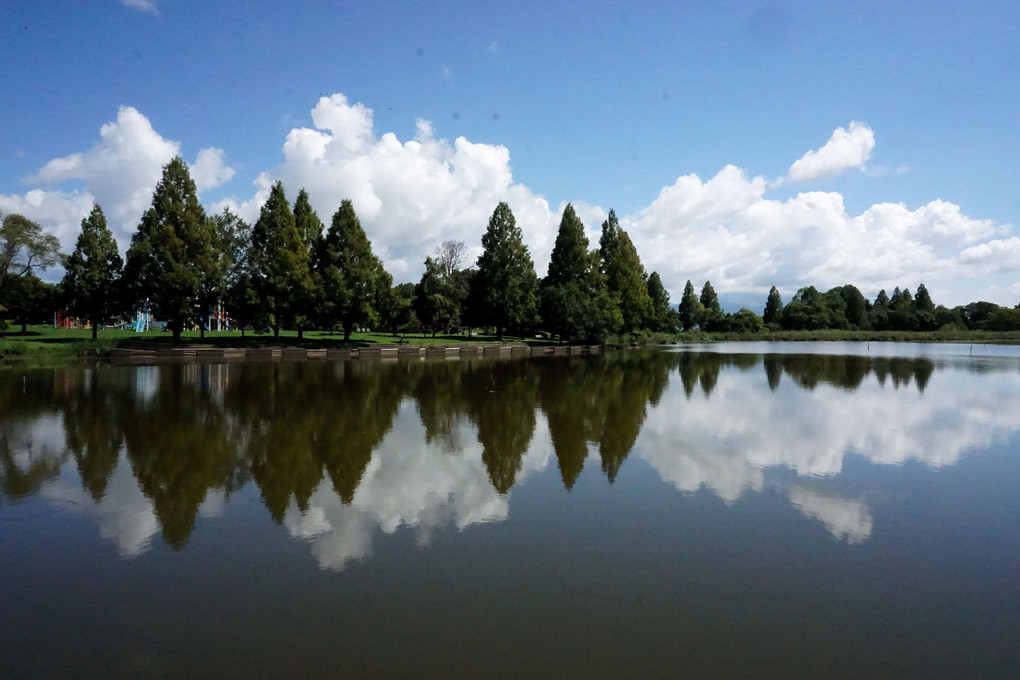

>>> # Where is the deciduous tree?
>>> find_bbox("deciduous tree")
[0,212,61,306]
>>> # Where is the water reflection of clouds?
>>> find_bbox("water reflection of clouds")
[285,401,553,571]
[639,366,1020,542]
[42,451,161,557]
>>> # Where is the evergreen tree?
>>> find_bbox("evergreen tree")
[870,289,890,330]
[61,204,123,339]
[470,202,538,341]
[540,204,612,341]
[914,283,938,331]
[646,271,670,332]
[293,189,324,338]
[698,280,723,330]
[677,280,700,331]
[763,286,783,327]
[545,204,590,287]
[320,199,388,341]
[837,284,868,329]
[123,157,216,343]
[889,286,917,330]
[250,181,310,339]
[599,210,652,332]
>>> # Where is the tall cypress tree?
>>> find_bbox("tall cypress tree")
[62,204,123,340]
[646,271,670,332]
[677,280,700,331]
[320,199,388,341]
[471,202,538,341]
[251,181,309,339]
[698,280,723,329]
[540,204,610,341]
[599,210,651,332]
[124,157,216,343]
[292,189,323,338]
[763,286,783,327]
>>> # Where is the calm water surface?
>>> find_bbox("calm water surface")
[1,343,1019,678]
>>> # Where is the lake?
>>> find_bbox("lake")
[2,343,1018,678]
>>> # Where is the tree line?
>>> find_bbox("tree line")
[2,155,1019,340]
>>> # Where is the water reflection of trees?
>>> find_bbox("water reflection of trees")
[0,349,949,545]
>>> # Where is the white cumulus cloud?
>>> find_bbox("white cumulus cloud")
[2,107,233,255]
[786,121,875,183]
[4,97,1018,306]
[227,94,558,281]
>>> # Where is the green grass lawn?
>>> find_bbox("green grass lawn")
[0,324,538,358]
[4,324,1018,362]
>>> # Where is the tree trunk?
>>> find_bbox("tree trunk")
[274,325,280,340]
[92,324,98,340]
[172,322,182,344]
[297,329,304,341]
[343,319,353,342]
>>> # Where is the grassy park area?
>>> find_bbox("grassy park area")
[0,324,542,360]
[3,323,1019,363]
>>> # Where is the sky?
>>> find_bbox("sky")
[2,0,1019,309]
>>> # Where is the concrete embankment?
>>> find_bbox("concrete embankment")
[108,343,601,365]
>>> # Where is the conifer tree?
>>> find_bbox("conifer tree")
[320,199,388,341]
[698,280,723,329]
[763,285,783,327]
[678,280,700,331]
[540,204,612,341]
[646,271,670,332]
[124,157,216,343]
[62,204,123,339]
[471,202,538,341]
[599,210,651,332]
[250,181,310,339]
[292,189,323,338]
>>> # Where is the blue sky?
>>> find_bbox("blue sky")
[2,0,1018,308]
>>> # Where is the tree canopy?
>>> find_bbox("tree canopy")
[1,212,61,306]
[61,204,123,339]
[471,202,538,340]
[319,199,388,341]
[123,157,216,342]
[599,210,651,332]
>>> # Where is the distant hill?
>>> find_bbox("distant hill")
[718,293,766,315]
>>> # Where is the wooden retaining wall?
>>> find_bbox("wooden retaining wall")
[109,343,602,365]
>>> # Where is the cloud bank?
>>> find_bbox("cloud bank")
[2,98,1017,306]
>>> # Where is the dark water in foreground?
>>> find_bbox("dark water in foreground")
[1,343,1019,678]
